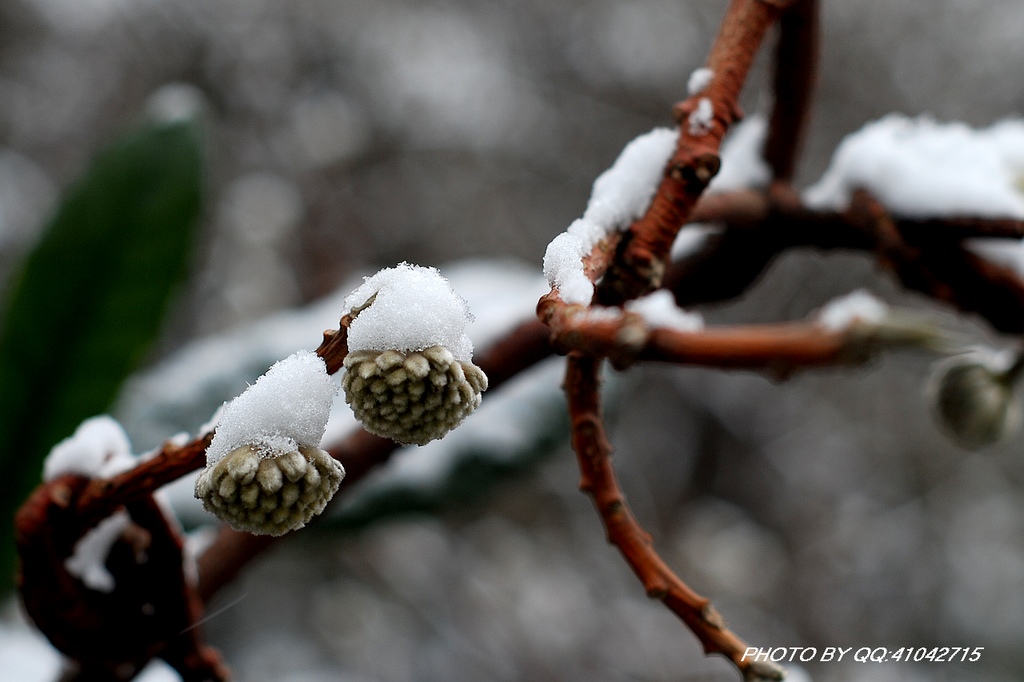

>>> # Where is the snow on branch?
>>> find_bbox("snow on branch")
[543,128,677,304]
[805,115,1024,218]
[42,417,139,593]
[43,416,136,481]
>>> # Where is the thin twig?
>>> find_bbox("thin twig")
[564,353,783,681]
[764,0,819,182]
[539,290,863,372]
[599,0,795,305]
[75,433,213,524]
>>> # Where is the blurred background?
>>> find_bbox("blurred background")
[2,0,1024,680]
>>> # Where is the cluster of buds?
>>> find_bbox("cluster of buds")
[195,442,343,536]
[196,265,486,535]
[343,345,488,445]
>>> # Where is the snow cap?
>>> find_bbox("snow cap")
[205,350,338,465]
[44,416,135,481]
[344,263,475,362]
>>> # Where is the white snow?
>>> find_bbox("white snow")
[706,114,770,194]
[542,233,594,306]
[625,290,704,331]
[205,349,338,464]
[43,416,136,481]
[670,224,719,261]
[687,67,713,96]
[804,114,1024,218]
[543,127,677,304]
[64,511,130,593]
[816,289,888,331]
[344,263,475,362]
[688,97,714,136]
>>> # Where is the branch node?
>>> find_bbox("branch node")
[702,604,727,630]
[646,585,669,600]
[744,659,787,681]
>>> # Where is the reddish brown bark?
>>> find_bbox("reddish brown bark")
[764,0,820,181]
[599,0,794,305]
[16,478,229,681]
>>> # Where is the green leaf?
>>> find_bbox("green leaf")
[0,119,205,587]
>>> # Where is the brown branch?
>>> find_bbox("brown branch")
[540,288,928,376]
[16,479,230,681]
[75,433,213,525]
[665,187,1024,334]
[564,353,783,681]
[598,0,794,305]
[314,312,354,374]
[764,0,819,182]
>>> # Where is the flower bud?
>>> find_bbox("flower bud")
[928,350,1022,450]
[195,443,344,535]
[342,345,488,445]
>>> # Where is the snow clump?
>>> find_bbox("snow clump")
[805,115,1024,218]
[687,67,713,96]
[43,416,135,481]
[345,263,475,362]
[816,290,888,332]
[625,290,704,331]
[688,97,714,136]
[42,417,137,592]
[203,349,338,465]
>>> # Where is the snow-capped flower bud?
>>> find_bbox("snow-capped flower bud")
[342,345,488,445]
[927,348,1023,450]
[195,443,343,535]
[341,263,487,445]
[195,350,344,535]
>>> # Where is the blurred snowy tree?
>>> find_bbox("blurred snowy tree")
[3,1,1024,681]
